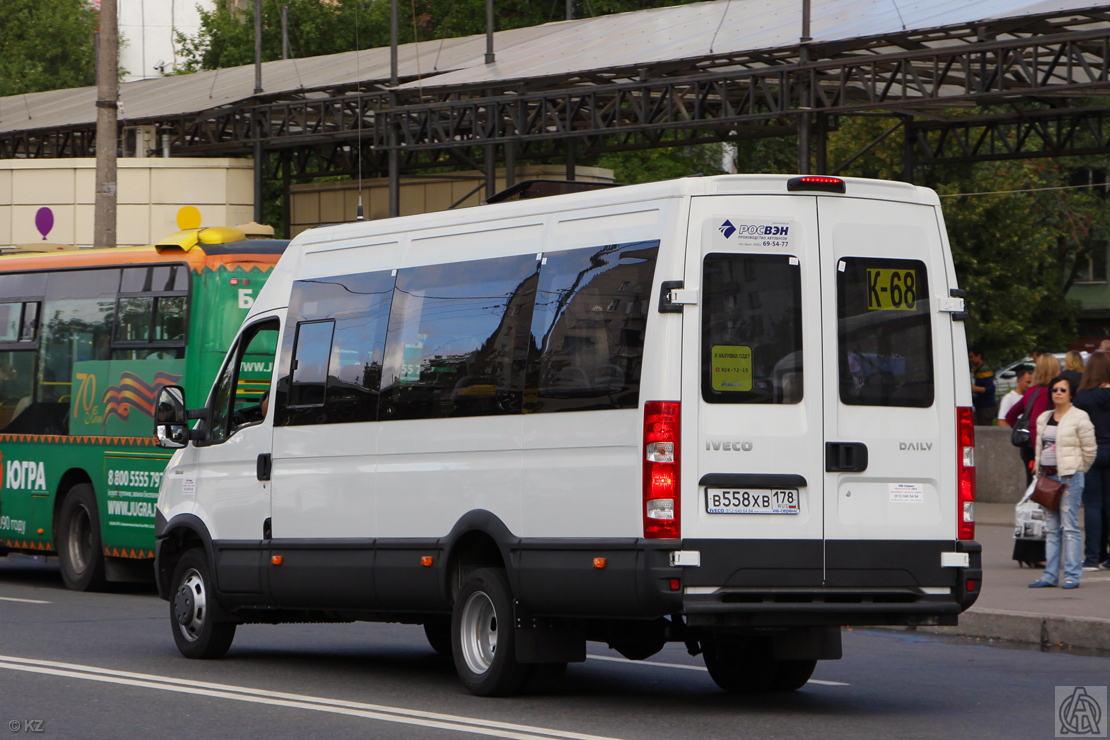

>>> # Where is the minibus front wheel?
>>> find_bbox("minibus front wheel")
[170,548,236,659]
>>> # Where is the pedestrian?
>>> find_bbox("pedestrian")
[1028,375,1096,589]
[968,345,997,426]
[1073,351,1110,571]
[1062,350,1085,389]
[1006,353,1060,486]
[998,367,1032,427]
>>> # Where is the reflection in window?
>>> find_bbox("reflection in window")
[209,321,278,442]
[0,351,36,432]
[40,269,120,419]
[837,257,933,407]
[527,242,658,413]
[380,256,538,421]
[278,271,395,425]
[288,321,335,407]
[701,254,802,404]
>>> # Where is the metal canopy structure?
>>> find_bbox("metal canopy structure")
[3,0,1110,192]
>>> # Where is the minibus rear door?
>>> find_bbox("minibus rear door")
[816,194,956,583]
[681,195,826,585]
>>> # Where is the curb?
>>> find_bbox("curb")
[913,608,1110,652]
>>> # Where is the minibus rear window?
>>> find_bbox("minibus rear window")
[836,257,933,407]
[701,253,803,404]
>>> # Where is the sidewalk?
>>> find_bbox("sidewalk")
[918,502,1110,651]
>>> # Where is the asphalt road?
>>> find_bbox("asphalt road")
[0,555,1107,740]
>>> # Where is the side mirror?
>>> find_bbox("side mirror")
[154,385,190,448]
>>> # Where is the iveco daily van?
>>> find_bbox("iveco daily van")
[153,174,981,696]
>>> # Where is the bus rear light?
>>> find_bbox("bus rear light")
[644,401,680,539]
[787,176,846,193]
[957,406,976,540]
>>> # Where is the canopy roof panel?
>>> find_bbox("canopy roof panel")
[1,0,1106,135]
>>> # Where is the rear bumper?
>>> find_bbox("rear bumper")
[677,538,981,627]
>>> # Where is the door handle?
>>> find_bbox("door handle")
[825,442,868,472]
[257,453,272,481]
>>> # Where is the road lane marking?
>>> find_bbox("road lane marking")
[586,654,850,686]
[0,655,621,740]
[0,596,50,604]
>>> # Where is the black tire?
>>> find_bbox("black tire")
[424,622,453,657]
[170,549,236,659]
[702,636,817,693]
[57,484,108,592]
[451,567,529,696]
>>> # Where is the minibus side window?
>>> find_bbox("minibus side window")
[526,241,658,413]
[277,271,395,426]
[701,253,803,404]
[836,257,933,408]
[379,255,538,421]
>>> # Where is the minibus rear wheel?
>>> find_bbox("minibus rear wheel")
[452,567,529,696]
[57,484,108,592]
[170,548,236,659]
[702,635,816,693]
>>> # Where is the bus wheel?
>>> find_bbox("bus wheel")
[702,636,816,693]
[452,568,528,696]
[57,484,108,592]
[170,549,236,659]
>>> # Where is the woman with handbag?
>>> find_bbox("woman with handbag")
[1028,375,1096,589]
[1006,353,1061,485]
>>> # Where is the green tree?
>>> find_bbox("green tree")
[0,0,98,96]
[596,142,725,183]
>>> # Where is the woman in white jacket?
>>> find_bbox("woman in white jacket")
[1029,375,1097,589]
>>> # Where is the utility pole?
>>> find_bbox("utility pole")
[94,0,118,249]
[254,0,264,224]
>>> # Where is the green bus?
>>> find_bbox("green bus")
[0,226,287,589]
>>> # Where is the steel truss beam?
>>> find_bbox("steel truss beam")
[912,106,1110,164]
[3,29,1110,177]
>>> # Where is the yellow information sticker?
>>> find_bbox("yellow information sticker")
[866,268,918,311]
[711,345,753,392]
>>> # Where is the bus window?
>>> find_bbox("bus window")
[701,253,803,405]
[208,320,278,442]
[288,320,335,408]
[278,271,395,425]
[36,269,118,430]
[527,241,658,413]
[837,257,933,408]
[380,255,538,421]
[113,265,188,360]
[0,350,35,431]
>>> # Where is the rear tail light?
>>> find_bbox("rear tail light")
[644,401,680,539]
[957,406,975,540]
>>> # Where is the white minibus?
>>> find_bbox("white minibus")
[153,174,981,696]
